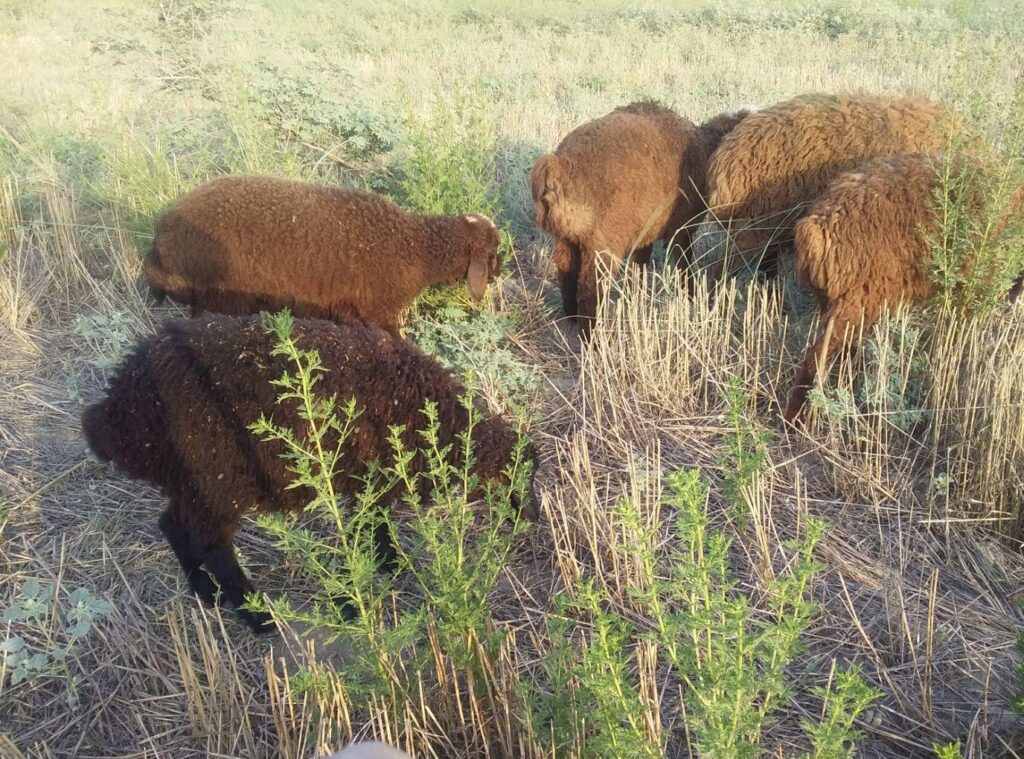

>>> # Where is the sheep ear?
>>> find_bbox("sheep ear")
[467,255,489,302]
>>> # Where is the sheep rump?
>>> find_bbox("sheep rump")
[695,93,953,283]
[145,175,501,337]
[785,152,1024,421]
[530,101,753,333]
[81,315,536,632]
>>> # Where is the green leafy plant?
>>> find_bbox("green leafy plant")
[74,310,135,370]
[654,470,831,757]
[719,380,772,514]
[395,90,512,315]
[250,62,400,162]
[933,742,964,759]
[526,580,661,759]
[1,580,113,706]
[929,76,1024,317]
[409,306,540,409]
[527,469,878,759]
[799,666,882,759]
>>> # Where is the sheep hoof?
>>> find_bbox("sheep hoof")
[239,608,277,635]
[329,595,360,622]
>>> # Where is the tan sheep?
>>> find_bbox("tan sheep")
[784,152,1024,422]
[694,93,954,285]
[144,176,501,338]
[530,101,753,334]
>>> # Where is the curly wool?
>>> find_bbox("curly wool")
[785,153,1024,421]
[698,93,952,282]
[145,176,501,337]
[81,315,535,631]
[530,102,753,332]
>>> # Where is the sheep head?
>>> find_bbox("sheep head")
[81,401,115,463]
[462,213,501,302]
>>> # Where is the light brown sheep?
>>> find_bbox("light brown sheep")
[144,176,501,338]
[694,93,953,285]
[530,101,753,334]
[784,153,1024,422]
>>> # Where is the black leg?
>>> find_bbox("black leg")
[329,520,399,620]
[373,520,398,576]
[201,542,275,634]
[159,510,218,605]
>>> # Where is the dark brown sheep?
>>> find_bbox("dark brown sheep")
[81,315,537,632]
[785,153,1024,422]
[530,102,753,334]
[145,176,502,337]
[694,93,953,285]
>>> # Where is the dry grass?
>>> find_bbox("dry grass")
[3,0,1024,757]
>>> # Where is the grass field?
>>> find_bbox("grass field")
[3,1,1024,757]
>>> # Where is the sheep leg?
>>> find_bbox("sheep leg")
[329,521,398,620]
[576,248,621,339]
[628,244,654,268]
[200,542,275,634]
[159,509,218,605]
[553,238,581,318]
[784,308,853,423]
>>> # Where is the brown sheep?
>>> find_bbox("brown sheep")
[145,176,501,338]
[694,93,954,285]
[784,153,1024,422]
[530,102,753,334]
[81,315,538,633]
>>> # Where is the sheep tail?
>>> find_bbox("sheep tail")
[530,154,564,231]
[81,402,114,463]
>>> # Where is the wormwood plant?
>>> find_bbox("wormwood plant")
[528,469,878,759]
[248,310,532,712]
[719,380,772,515]
[929,76,1024,317]
[409,306,541,411]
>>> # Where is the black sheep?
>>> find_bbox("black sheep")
[81,315,537,632]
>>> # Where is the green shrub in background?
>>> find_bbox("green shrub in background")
[395,89,513,316]
[409,306,540,411]
[929,72,1024,317]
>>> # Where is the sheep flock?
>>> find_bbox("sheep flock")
[74,86,1023,753]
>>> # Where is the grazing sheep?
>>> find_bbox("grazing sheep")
[530,102,753,333]
[784,153,1024,422]
[325,742,414,759]
[694,93,953,284]
[81,315,538,633]
[145,176,501,337]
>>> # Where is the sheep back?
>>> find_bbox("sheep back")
[531,101,701,257]
[145,176,499,334]
[710,94,950,220]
